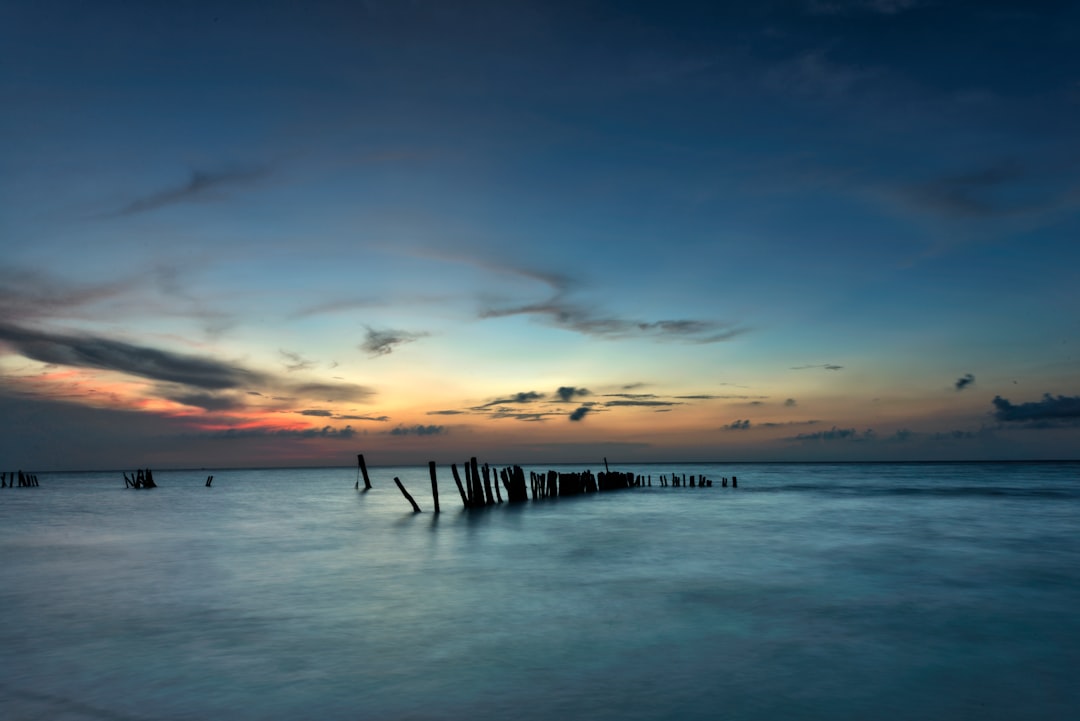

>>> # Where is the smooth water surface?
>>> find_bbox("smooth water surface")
[2,462,1078,720]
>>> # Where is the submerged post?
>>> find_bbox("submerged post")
[358,454,372,490]
[394,477,422,513]
[428,461,441,513]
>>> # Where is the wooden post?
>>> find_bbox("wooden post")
[428,462,441,513]
[603,457,610,473]
[394,477,421,512]
[451,463,469,508]
[358,454,372,490]
[470,457,484,506]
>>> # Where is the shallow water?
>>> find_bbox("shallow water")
[2,462,1078,720]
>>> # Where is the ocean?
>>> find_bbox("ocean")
[1,461,1078,721]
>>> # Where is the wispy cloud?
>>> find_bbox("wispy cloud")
[474,391,544,409]
[898,161,1052,220]
[785,398,798,407]
[281,350,316,373]
[360,327,428,357]
[604,399,682,407]
[791,363,844,371]
[724,419,752,430]
[107,165,270,217]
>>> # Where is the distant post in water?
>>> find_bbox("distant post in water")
[428,461,441,513]
[357,454,372,490]
[394,477,422,512]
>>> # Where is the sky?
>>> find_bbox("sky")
[2,0,1079,470]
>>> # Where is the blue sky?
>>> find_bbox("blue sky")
[2,0,1078,470]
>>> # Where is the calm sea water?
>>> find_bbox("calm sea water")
[1,462,1078,721]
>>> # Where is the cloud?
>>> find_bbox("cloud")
[336,414,389,422]
[474,391,545,409]
[785,426,875,442]
[165,392,247,412]
[388,424,446,436]
[604,399,682,407]
[954,373,975,391]
[785,398,798,407]
[898,161,1067,221]
[480,296,746,344]
[280,350,316,373]
[767,51,877,101]
[791,364,844,371]
[202,424,357,440]
[300,409,334,417]
[555,386,590,402]
[427,410,466,415]
[107,165,270,217]
[992,394,1080,427]
[360,327,428,357]
[0,321,260,391]
[0,270,129,324]
[0,322,375,406]
[569,406,591,421]
[724,419,751,430]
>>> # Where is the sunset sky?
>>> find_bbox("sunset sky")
[2,1,1079,470]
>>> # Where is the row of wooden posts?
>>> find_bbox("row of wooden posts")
[355,454,735,513]
[2,471,38,488]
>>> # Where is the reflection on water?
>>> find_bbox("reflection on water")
[1,463,1078,720]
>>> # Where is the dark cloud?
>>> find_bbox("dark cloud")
[361,327,428,357]
[388,424,446,436]
[569,406,591,421]
[954,373,975,391]
[674,394,720,400]
[992,394,1080,427]
[203,425,356,440]
[165,392,246,412]
[427,410,466,415]
[791,364,844,371]
[0,321,375,404]
[760,420,821,428]
[555,386,590,402]
[108,166,270,217]
[281,350,316,373]
[475,391,544,409]
[336,414,389,422]
[300,409,334,417]
[0,321,260,390]
[490,411,553,422]
[724,419,751,430]
[604,393,659,400]
[785,398,798,407]
[785,426,874,441]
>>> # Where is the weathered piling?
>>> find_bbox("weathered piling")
[470,457,485,507]
[451,463,469,508]
[428,461,441,513]
[394,477,421,512]
[357,454,372,490]
[206,475,214,487]
[482,463,495,505]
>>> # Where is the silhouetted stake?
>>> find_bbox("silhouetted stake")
[604,457,610,473]
[357,454,372,490]
[428,461,440,513]
[394,477,421,512]
[482,463,495,505]
[451,463,469,508]
[492,464,503,503]
[470,457,484,507]
[732,475,737,488]
[206,475,214,487]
